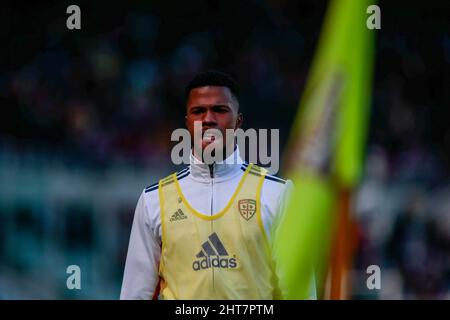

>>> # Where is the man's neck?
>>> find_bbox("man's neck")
[192,144,237,164]
[189,144,244,182]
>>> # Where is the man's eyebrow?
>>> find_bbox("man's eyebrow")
[212,104,231,108]
[189,104,231,109]
[188,105,206,110]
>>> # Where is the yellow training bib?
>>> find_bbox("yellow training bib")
[158,164,280,299]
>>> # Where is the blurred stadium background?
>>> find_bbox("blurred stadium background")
[0,0,449,299]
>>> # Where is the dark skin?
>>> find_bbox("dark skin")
[185,86,243,161]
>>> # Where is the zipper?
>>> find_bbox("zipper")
[209,163,215,291]
[209,164,214,215]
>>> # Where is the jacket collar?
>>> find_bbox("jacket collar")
[189,145,244,183]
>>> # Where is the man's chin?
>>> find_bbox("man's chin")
[192,140,226,161]
[200,138,223,150]
[201,141,216,150]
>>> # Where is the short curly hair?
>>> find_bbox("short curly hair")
[185,70,240,104]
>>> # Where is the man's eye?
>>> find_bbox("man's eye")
[214,107,229,113]
[191,109,203,114]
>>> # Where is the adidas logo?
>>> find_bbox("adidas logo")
[192,232,237,271]
[170,209,187,222]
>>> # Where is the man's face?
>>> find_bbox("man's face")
[185,86,243,156]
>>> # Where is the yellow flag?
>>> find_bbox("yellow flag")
[273,0,376,299]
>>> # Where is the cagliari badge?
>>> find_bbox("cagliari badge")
[238,199,256,220]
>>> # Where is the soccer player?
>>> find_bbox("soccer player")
[120,71,293,299]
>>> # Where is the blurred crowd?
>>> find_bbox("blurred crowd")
[354,146,450,298]
[1,1,315,166]
[0,0,449,298]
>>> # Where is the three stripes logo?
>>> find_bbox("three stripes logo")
[170,209,187,222]
[192,232,237,271]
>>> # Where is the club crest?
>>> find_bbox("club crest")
[238,199,256,220]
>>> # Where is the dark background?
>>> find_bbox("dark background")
[0,0,449,299]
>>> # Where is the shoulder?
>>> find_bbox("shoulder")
[240,162,288,184]
[138,166,190,240]
[141,166,191,208]
[240,162,291,200]
[143,166,190,194]
[144,167,191,195]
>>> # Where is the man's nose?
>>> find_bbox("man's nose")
[203,110,216,124]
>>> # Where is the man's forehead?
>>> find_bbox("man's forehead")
[187,86,235,107]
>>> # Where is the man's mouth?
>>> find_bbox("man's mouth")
[202,131,216,143]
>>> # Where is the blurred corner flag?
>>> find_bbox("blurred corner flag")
[272,0,375,299]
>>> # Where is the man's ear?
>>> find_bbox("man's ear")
[236,113,243,128]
